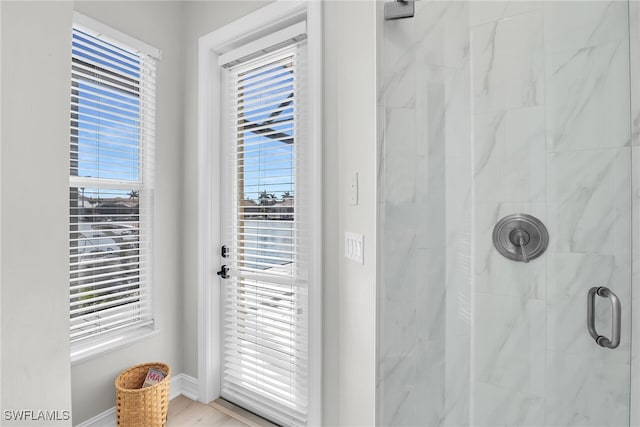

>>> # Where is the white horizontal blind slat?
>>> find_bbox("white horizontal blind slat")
[70,306,153,330]
[221,40,309,427]
[69,25,156,348]
[71,82,156,109]
[222,388,307,426]
[224,361,308,393]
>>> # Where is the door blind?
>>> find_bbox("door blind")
[221,41,310,426]
[69,25,156,347]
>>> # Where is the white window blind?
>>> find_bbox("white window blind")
[220,38,310,426]
[69,23,157,349]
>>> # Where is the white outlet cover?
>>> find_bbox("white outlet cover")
[345,232,364,265]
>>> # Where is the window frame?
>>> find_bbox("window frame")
[69,13,160,365]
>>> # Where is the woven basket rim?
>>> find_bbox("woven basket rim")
[115,362,171,393]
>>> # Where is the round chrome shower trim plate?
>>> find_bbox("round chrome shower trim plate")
[492,213,549,263]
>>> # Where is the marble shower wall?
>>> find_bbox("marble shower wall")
[377,1,472,426]
[379,1,634,426]
[470,2,631,426]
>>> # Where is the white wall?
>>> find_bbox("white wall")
[1,2,74,425]
[323,2,377,425]
[69,1,185,424]
[180,0,273,380]
[1,1,186,424]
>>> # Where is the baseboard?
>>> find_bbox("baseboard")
[75,374,199,427]
[75,408,116,427]
[171,373,199,401]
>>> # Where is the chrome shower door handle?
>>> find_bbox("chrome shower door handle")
[587,286,621,349]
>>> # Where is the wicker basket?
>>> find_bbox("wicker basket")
[115,362,171,427]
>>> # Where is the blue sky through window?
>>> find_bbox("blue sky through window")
[72,31,141,182]
[238,60,295,202]
[72,31,139,79]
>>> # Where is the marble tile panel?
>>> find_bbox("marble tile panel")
[414,65,472,159]
[444,66,472,160]
[445,154,471,250]
[473,381,545,427]
[469,1,542,28]
[443,196,472,427]
[546,41,630,152]
[503,108,546,203]
[385,107,417,204]
[380,295,416,365]
[414,151,430,207]
[473,111,507,202]
[415,248,446,344]
[545,352,630,427]
[414,121,446,250]
[423,161,446,251]
[382,52,417,109]
[416,67,447,159]
[445,244,472,336]
[414,0,469,69]
[381,206,418,360]
[472,10,544,113]
[380,353,417,427]
[544,1,629,54]
[473,293,546,397]
[415,68,447,225]
[443,325,470,427]
[474,107,546,204]
[546,147,631,255]
[383,202,419,302]
[413,339,446,427]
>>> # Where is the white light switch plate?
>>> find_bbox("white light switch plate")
[345,232,364,265]
[349,172,359,206]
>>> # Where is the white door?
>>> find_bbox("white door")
[217,39,311,426]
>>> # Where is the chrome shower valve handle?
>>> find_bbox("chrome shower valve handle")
[510,229,531,263]
[492,214,548,263]
[517,236,529,263]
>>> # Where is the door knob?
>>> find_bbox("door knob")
[217,265,229,279]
